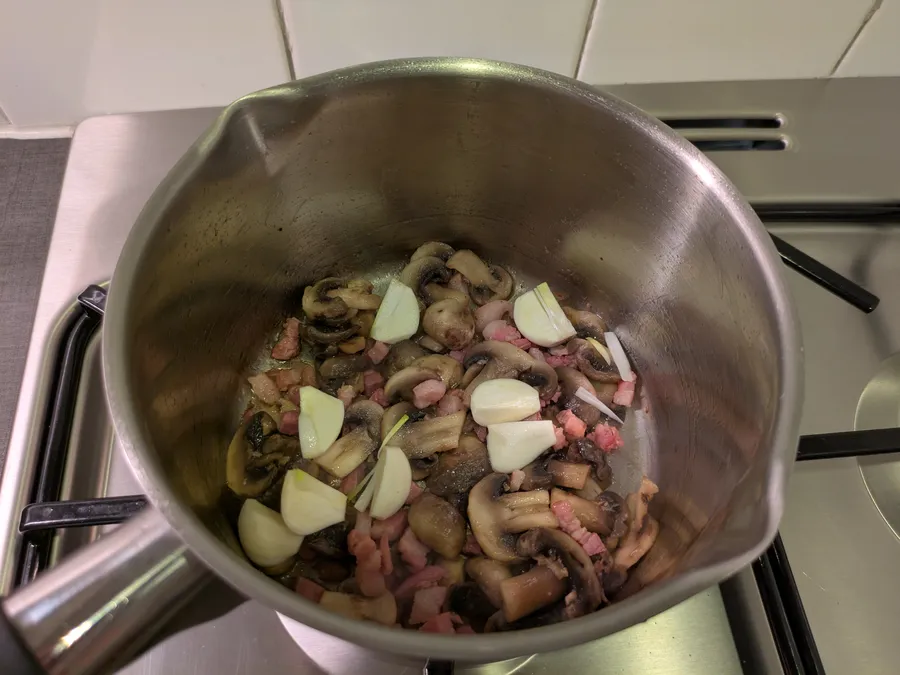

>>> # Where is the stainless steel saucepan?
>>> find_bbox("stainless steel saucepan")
[0,58,802,674]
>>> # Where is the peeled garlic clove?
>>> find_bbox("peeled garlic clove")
[298,386,344,459]
[470,378,541,426]
[370,279,420,344]
[486,420,557,472]
[513,282,576,347]
[370,445,413,520]
[281,469,347,535]
[238,499,303,568]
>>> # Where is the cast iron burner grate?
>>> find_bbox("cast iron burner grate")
[13,204,900,675]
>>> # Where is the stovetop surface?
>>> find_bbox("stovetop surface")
[3,79,900,674]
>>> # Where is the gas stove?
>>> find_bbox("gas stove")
[2,78,900,675]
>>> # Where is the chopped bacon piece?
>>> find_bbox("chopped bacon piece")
[271,317,301,360]
[278,410,299,436]
[523,411,542,422]
[591,424,624,452]
[549,344,570,356]
[436,389,467,417]
[552,425,567,450]
[510,337,533,350]
[551,500,607,557]
[455,624,476,634]
[545,353,574,368]
[300,364,318,387]
[272,365,304,391]
[398,527,430,571]
[528,347,547,362]
[339,464,366,495]
[474,300,513,333]
[557,409,587,439]
[286,385,302,406]
[248,373,280,405]
[368,341,391,364]
[482,319,523,343]
[406,481,424,504]
[474,424,488,443]
[337,384,356,409]
[463,531,483,556]
[348,515,388,597]
[448,350,466,363]
[372,509,408,541]
[394,566,446,598]
[364,369,385,396]
[409,586,449,625]
[412,379,447,409]
[419,612,456,634]
[379,534,393,575]
[295,578,325,603]
[369,388,388,407]
[613,379,635,407]
[509,469,526,491]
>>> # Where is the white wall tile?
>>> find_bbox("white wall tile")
[0,0,291,127]
[282,0,594,78]
[835,1,900,76]
[579,0,875,84]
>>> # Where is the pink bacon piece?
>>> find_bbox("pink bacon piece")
[271,317,301,360]
[551,501,607,557]
[412,379,447,409]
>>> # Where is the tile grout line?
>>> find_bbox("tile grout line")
[575,0,601,80]
[830,0,884,75]
[273,0,297,80]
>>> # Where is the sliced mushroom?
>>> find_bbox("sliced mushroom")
[390,409,466,460]
[567,438,612,485]
[303,278,355,324]
[515,528,604,620]
[467,473,559,562]
[426,434,492,497]
[319,591,397,626]
[326,278,382,311]
[383,355,463,403]
[518,458,553,491]
[499,565,567,623]
[411,242,455,262]
[549,488,626,537]
[315,400,383,477]
[464,341,558,399]
[423,299,476,350]
[424,283,470,307]
[556,366,601,426]
[383,340,427,378]
[408,492,466,558]
[318,354,370,395]
[226,412,286,497]
[447,583,497,632]
[569,338,620,383]
[562,307,606,341]
[465,557,512,608]
[399,256,451,302]
[307,323,359,345]
[547,460,591,490]
[351,310,376,338]
[417,335,446,353]
[446,250,514,306]
[410,456,438,480]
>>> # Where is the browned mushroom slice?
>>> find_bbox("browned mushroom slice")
[515,528,605,620]
[408,492,466,558]
[303,278,354,323]
[562,306,607,341]
[463,341,557,399]
[411,241,456,262]
[383,355,462,403]
[422,299,476,350]
[567,438,612,486]
[425,434,492,497]
[399,255,451,302]
[549,488,629,537]
[465,557,512,608]
[446,250,514,306]
[546,460,591,490]
[319,591,397,626]
[499,565,567,622]
[326,278,382,311]
[410,456,438,480]
[315,400,383,477]
[226,412,287,497]
[518,459,554,491]
[568,337,620,384]
[394,412,466,460]
[318,354,370,395]
[555,366,601,426]
[383,340,427,377]
[423,283,470,307]
[467,473,559,562]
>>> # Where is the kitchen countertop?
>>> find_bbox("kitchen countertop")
[0,139,70,467]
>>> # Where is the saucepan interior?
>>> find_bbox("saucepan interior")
[103,57,801,660]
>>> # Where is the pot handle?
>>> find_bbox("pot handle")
[1,508,209,675]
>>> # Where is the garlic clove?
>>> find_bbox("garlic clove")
[281,469,347,535]
[298,387,344,459]
[486,420,557,472]
[370,279,420,344]
[237,499,303,568]
[470,378,541,426]
[513,282,576,347]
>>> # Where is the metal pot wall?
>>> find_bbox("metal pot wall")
[0,58,802,674]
